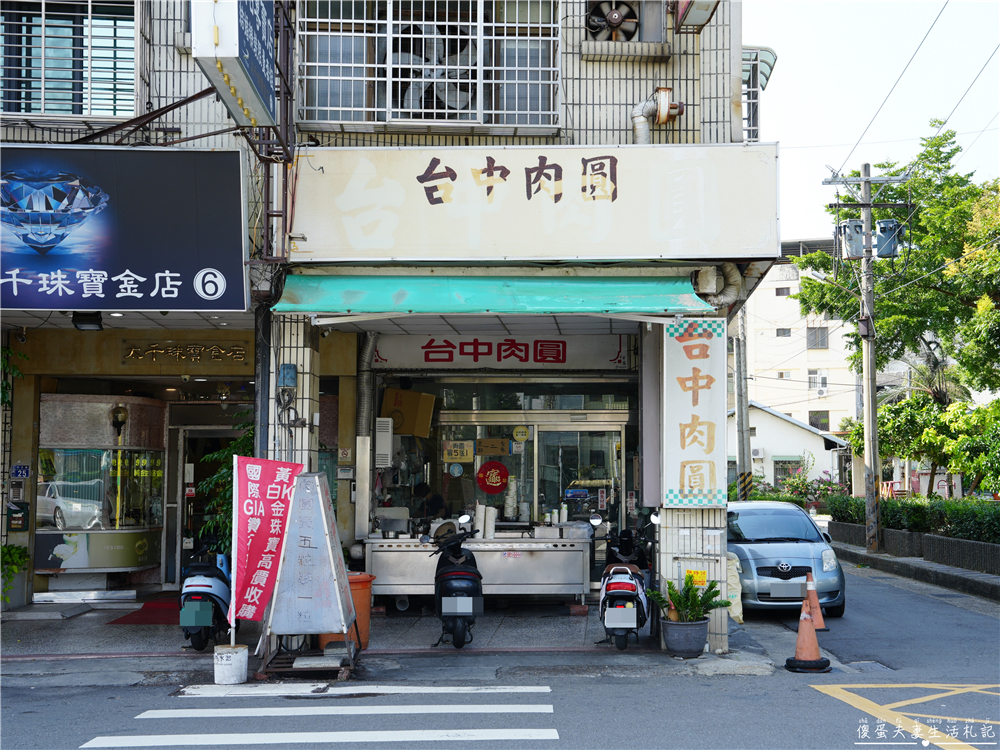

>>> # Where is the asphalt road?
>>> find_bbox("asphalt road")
[3,564,998,750]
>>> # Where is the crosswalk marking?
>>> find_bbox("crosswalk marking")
[80,728,561,747]
[138,703,555,719]
[176,684,551,698]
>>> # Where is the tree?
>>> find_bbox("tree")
[846,393,955,499]
[947,180,1000,392]
[945,400,1000,495]
[878,340,971,408]
[793,124,998,389]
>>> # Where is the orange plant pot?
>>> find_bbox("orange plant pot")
[318,572,376,651]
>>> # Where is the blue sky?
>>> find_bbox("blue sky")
[743,0,999,240]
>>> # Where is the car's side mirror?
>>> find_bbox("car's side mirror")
[822,532,832,544]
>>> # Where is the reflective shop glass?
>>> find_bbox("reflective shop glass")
[416,381,637,411]
[36,448,165,531]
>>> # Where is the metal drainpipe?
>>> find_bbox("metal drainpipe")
[354,331,379,542]
[631,94,658,145]
[700,262,742,308]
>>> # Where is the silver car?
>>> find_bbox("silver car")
[727,501,846,617]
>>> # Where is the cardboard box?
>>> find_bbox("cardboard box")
[475,438,511,456]
[380,387,435,438]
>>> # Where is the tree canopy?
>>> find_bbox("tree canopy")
[792,124,1000,390]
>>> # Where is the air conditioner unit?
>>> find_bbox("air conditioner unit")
[374,418,393,469]
[750,445,765,460]
[816,388,829,398]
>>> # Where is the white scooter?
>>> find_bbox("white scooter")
[592,513,657,651]
[179,535,233,651]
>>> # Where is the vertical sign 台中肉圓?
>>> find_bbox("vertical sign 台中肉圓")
[662,320,728,507]
[229,456,304,623]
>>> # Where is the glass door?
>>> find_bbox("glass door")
[536,427,624,526]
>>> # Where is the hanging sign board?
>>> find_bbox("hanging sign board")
[229,456,305,623]
[191,0,276,127]
[373,334,629,370]
[268,473,356,636]
[662,319,728,507]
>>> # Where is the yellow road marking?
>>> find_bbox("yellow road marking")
[884,687,988,711]
[812,684,1000,750]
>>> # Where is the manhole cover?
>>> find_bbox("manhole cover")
[850,661,892,671]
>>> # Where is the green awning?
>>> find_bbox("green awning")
[274,275,715,315]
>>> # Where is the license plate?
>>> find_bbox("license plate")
[770,581,806,599]
[442,597,483,615]
[605,607,637,628]
[180,600,214,627]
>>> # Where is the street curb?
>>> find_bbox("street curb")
[0,651,215,662]
[832,542,1000,603]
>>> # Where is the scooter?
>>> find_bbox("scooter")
[421,514,482,649]
[592,516,651,651]
[179,535,232,652]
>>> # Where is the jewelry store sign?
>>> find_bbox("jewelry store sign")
[120,339,251,368]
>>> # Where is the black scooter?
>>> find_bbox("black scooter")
[421,514,482,649]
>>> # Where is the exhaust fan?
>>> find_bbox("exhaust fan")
[586,1,640,42]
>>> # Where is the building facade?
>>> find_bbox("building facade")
[2,0,778,653]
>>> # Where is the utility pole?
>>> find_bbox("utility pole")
[734,306,752,501]
[859,163,880,554]
[823,164,909,554]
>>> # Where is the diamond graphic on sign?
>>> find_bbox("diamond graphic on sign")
[1,171,109,254]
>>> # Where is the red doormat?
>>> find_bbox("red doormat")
[109,600,180,626]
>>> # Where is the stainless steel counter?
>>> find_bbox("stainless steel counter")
[364,538,590,598]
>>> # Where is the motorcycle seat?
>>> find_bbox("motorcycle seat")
[185,562,229,583]
[604,563,641,575]
[436,564,483,580]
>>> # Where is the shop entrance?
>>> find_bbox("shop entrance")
[165,428,239,590]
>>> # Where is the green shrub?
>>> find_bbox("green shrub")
[827,495,864,524]
[935,499,1000,544]
[880,497,943,533]
[2,544,30,604]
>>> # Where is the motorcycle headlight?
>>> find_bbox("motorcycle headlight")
[822,549,838,572]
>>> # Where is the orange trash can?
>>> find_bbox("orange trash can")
[319,572,376,650]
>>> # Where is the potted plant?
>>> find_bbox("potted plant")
[648,572,730,658]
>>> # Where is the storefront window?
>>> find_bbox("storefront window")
[538,430,622,522]
[37,448,164,531]
[414,381,637,411]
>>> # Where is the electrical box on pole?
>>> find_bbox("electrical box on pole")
[838,220,864,260]
[875,219,904,258]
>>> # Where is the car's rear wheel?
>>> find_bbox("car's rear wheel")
[54,507,66,530]
[825,600,846,618]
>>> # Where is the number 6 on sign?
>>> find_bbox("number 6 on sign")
[194,268,226,300]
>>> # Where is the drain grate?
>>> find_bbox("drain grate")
[850,661,892,671]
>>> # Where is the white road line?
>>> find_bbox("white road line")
[177,684,551,698]
[80,728,560,747]
[138,703,554,719]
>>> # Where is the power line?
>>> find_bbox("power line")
[837,0,950,174]
[781,127,998,151]
[954,112,999,166]
[931,44,999,141]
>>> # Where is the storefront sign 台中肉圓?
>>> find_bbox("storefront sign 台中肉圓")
[290,145,778,263]
[373,335,629,370]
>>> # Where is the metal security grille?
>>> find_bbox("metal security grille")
[297,0,560,132]
[772,459,802,489]
[0,0,136,118]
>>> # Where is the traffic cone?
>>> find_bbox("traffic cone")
[806,573,828,631]
[784,599,831,673]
